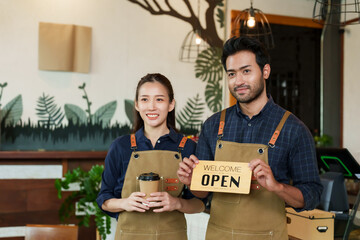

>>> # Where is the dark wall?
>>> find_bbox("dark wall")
[268,24,321,133]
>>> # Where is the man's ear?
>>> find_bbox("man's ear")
[263,64,271,79]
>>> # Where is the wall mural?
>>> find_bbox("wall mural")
[129,0,225,112]
[0,0,225,151]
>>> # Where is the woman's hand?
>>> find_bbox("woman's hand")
[121,192,150,212]
[146,192,181,212]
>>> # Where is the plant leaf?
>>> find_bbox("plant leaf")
[92,100,117,127]
[176,94,205,131]
[124,99,134,126]
[216,8,225,28]
[205,81,222,113]
[0,94,23,127]
[195,47,223,83]
[36,93,64,128]
[64,104,87,125]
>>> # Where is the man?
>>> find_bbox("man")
[177,36,323,240]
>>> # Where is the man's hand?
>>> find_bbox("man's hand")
[248,158,305,208]
[248,159,282,192]
[177,154,199,186]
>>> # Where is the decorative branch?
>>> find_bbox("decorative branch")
[128,0,223,48]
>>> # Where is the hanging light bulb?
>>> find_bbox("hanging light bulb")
[247,6,256,28]
[195,34,202,45]
[232,0,275,49]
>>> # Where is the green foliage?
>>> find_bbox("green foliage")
[195,47,223,112]
[0,82,8,107]
[55,165,111,240]
[195,47,223,83]
[36,93,64,128]
[64,104,87,125]
[176,94,205,132]
[2,119,131,149]
[92,101,117,128]
[314,134,332,147]
[124,99,135,126]
[176,94,205,129]
[205,81,222,113]
[64,83,117,127]
[216,8,225,28]
[78,82,93,122]
[0,94,23,127]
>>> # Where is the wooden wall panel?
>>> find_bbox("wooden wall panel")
[0,190,27,214]
[0,237,24,240]
[0,151,107,240]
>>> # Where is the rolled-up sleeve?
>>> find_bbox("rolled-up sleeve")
[96,140,124,219]
[289,125,323,212]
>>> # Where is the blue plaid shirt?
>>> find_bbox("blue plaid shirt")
[196,96,323,211]
[97,127,197,219]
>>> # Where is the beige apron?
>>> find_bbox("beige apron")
[115,135,188,240]
[206,110,291,240]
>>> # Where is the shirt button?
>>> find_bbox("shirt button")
[157,140,161,143]
[248,123,252,127]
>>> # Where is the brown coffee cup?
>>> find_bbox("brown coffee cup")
[138,172,160,198]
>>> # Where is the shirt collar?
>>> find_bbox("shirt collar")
[235,94,276,119]
[134,127,178,143]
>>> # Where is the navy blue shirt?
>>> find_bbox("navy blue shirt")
[196,96,323,211]
[97,127,197,219]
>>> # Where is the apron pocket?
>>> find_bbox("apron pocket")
[233,230,274,240]
[116,230,156,240]
[206,222,273,240]
[116,229,187,240]
[157,229,188,240]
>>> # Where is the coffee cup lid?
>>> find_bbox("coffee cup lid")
[139,172,160,181]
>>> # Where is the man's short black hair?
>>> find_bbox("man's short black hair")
[221,36,270,72]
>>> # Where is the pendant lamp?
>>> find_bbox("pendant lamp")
[179,29,210,63]
[179,0,209,63]
[313,0,360,26]
[232,0,275,49]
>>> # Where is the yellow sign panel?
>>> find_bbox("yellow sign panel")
[190,161,252,194]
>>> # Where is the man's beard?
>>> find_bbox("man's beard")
[230,78,265,104]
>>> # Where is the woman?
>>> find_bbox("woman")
[96,73,204,240]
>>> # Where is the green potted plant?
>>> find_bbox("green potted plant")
[313,129,332,147]
[55,165,111,240]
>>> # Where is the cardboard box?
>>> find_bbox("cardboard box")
[286,208,335,240]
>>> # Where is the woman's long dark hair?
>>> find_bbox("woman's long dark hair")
[132,73,176,133]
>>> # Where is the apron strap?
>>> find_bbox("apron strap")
[130,134,137,151]
[268,111,291,148]
[217,109,226,140]
[178,136,188,152]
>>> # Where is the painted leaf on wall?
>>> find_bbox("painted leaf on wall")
[0,94,23,126]
[124,99,134,126]
[64,104,87,125]
[216,0,224,28]
[92,100,117,127]
[216,8,225,28]
[176,94,205,131]
[36,93,64,128]
[195,47,223,83]
[205,81,222,113]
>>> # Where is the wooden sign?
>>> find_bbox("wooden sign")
[190,160,252,194]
